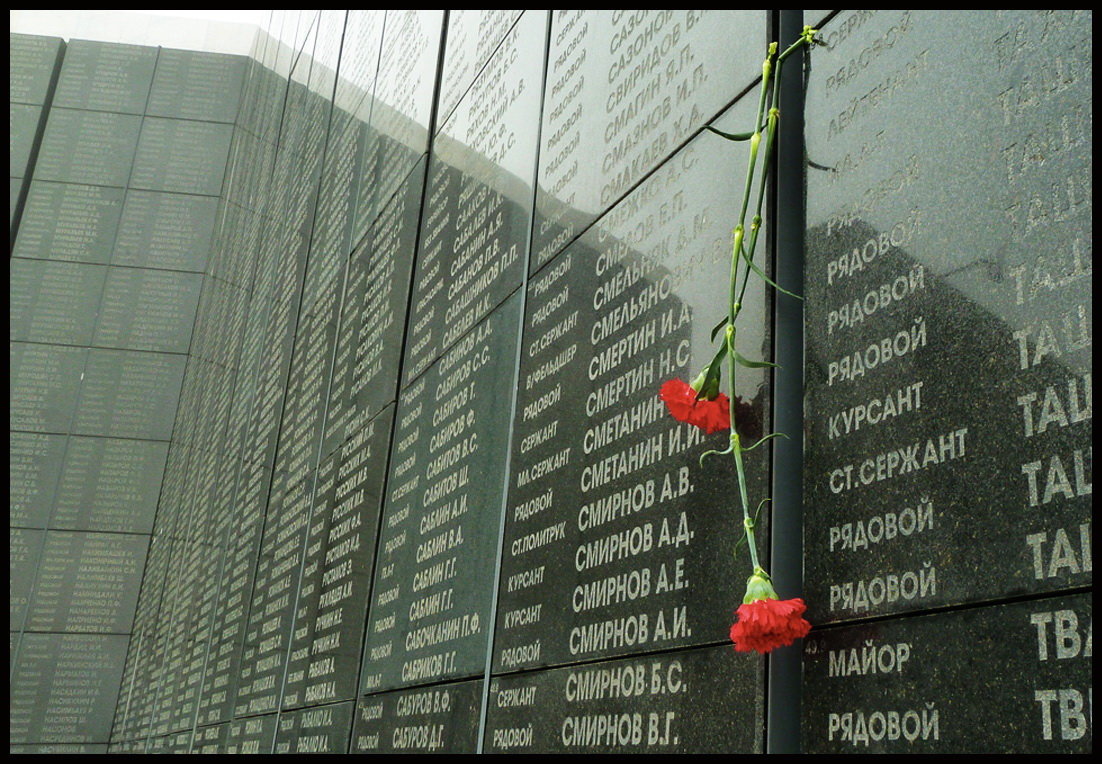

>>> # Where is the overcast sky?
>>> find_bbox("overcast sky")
[10,10,270,54]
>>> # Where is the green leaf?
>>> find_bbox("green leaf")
[710,316,729,343]
[740,247,804,300]
[698,447,732,468]
[702,343,728,389]
[705,126,755,142]
[733,349,778,369]
[742,432,789,451]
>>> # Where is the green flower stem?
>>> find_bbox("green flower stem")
[725,33,814,574]
[735,51,783,311]
[734,43,776,236]
[733,426,761,571]
[727,44,777,571]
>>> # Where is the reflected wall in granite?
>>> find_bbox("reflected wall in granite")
[801,9,1091,753]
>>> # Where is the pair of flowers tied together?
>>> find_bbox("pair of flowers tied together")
[658,27,819,654]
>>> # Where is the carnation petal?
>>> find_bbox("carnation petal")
[729,597,811,653]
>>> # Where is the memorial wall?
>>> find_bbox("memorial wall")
[8,10,1092,754]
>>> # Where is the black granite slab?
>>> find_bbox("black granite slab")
[122,624,165,745]
[167,730,196,753]
[9,342,87,434]
[10,104,42,181]
[352,10,442,242]
[296,12,342,154]
[112,638,147,743]
[146,49,247,123]
[9,258,106,346]
[221,350,263,469]
[9,33,63,106]
[195,464,271,727]
[233,471,314,717]
[802,10,1093,624]
[112,190,218,272]
[802,592,1092,752]
[332,10,384,122]
[328,158,425,449]
[401,12,544,386]
[437,11,524,129]
[9,633,129,744]
[208,204,263,289]
[53,40,157,114]
[532,10,766,272]
[286,407,394,709]
[315,116,371,456]
[351,679,483,753]
[9,432,68,529]
[12,182,125,265]
[241,252,309,474]
[282,90,331,208]
[106,741,148,753]
[72,349,186,440]
[159,610,194,732]
[299,117,357,320]
[233,552,282,717]
[92,267,202,353]
[485,643,764,753]
[94,266,202,352]
[112,536,172,740]
[270,308,336,486]
[493,95,771,672]
[10,178,22,227]
[192,723,227,754]
[225,713,277,754]
[287,10,323,78]
[10,744,110,754]
[34,108,142,187]
[188,280,248,370]
[243,63,286,145]
[149,571,193,736]
[273,701,355,753]
[361,292,522,693]
[314,10,347,86]
[281,453,338,711]
[51,436,168,533]
[165,540,223,732]
[26,530,148,633]
[9,527,44,631]
[130,117,234,196]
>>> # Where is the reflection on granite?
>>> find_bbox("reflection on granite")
[803,10,1092,623]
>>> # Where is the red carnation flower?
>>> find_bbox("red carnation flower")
[729,597,811,654]
[659,379,730,434]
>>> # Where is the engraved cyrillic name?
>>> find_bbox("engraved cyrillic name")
[497,110,766,670]
[363,295,521,692]
[485,645,761,752]
[533,10,763,270]
[401,14,542,385]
